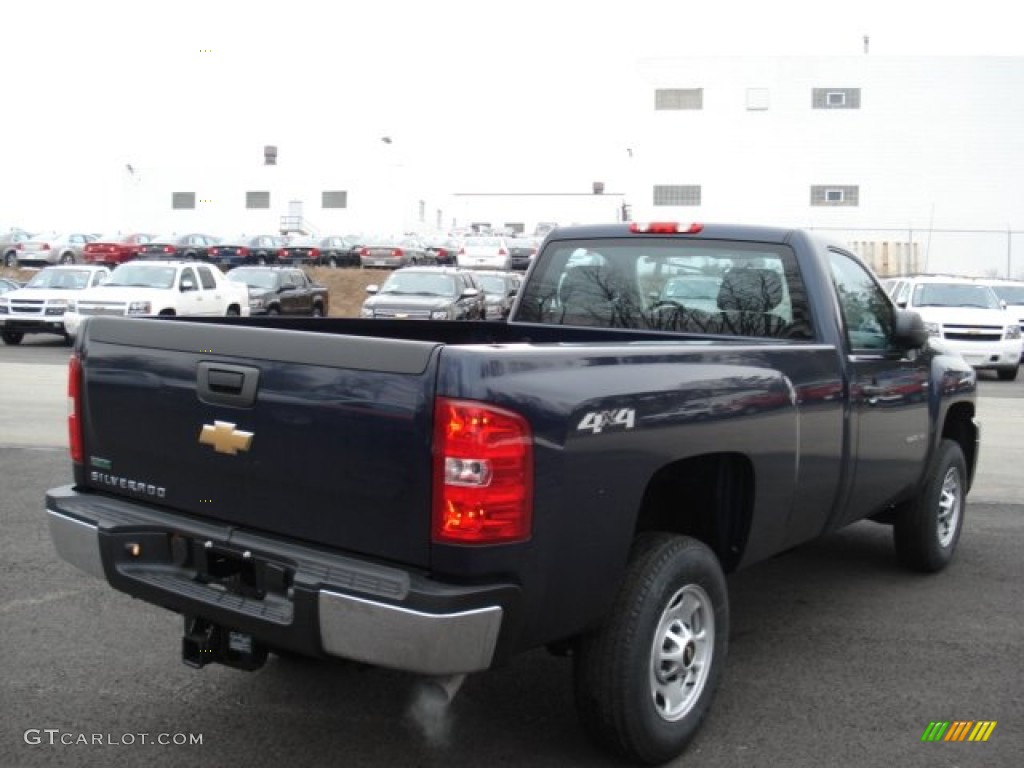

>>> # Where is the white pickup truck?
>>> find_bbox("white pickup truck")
[65,260,249,338]
[0,264,111,345]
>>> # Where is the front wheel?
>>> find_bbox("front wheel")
[893,439,967,573]
[3,251,16,267]
[1,330,25,345]
[573,534,728,765]
[996,366,1019,382]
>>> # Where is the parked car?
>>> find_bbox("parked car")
[64,260,249,338]
[359,235,431,269]
[209,235,281,268]
[13,232,98,266]
[424,237,462,266]
[891,274,1021,380]
[0,264,111,344]
[226,266,329,316]
[360,265,484,320]
[2,228,34,267]
[507,237,539,271]
[971,277,1024,336]
[136,233,219,261]
[278,235,362,268]
[473,269,522,320]
[82,233,154,267]
[457,235,511,271]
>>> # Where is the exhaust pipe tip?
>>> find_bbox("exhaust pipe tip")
[420,673,467,706]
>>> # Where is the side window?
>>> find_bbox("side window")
[197,266,217,290]
[179,267,197,290]
[827,249,896,353]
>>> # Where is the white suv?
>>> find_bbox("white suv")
[0,265,111,345]
[892,275,1021,380]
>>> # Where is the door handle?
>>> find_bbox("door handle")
[197,362,259,407]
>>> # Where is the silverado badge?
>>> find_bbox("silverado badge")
[199,421,254,455]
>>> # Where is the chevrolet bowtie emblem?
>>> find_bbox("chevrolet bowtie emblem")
[199,421,254,455]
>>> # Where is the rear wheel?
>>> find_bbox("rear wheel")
[3,251,15,267]
[893,439,967,572]
[1,330,25,345]
[226,306,241,317]
[311,304,324,318]
[573,534,728,765]
[60,252,75,264]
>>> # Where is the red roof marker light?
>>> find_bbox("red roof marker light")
[629,222,704,234]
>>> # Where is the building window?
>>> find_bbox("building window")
[246,191,270,209]
[746,88,770,111]
[811,185,860,206]
[172,192,195,210]
[654,185,702,206]
[812,88,861,109]
[655,88,703,110]
[322,190,348,209]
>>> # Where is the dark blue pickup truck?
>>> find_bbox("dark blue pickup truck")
[46,222,979,765]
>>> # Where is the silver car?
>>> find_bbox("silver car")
[2,229,34,267]
[14,232,97,266]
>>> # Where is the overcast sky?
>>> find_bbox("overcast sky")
[5,0,1024,230]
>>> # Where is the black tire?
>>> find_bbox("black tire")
[996,366,1019,382]
[327,256,338,268]
[1,330,25,345]
[311,304,324,318]
[225,306,241,317]
[573,533,728,765]
[267,306,280,316]
[60,252,75,264]
[893,439,967,573]
[3,251,15,268]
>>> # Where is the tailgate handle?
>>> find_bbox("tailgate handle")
[198,362,259,407]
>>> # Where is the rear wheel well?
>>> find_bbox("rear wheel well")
[634,453,753,572]
[158,308,176,316]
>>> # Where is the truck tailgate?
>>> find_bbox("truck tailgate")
[77,317,440,567]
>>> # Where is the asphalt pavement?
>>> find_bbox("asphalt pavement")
[1,336,1021,767]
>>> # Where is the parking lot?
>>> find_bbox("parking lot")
[1,337,1021,767]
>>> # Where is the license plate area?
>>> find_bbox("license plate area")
[192,541,293,601]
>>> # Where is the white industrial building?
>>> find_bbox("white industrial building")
[118,56,1024,277]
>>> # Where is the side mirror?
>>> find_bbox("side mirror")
[893,309,928,349]
[365,285,379,294]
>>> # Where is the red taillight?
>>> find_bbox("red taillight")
[310,248,320,258]
[68,354,83,464]
[629,222,704,234]
[238,247,249,256]
[277,249,287,258]
[458,247,465,255]
[392,248,404,257]
[360,247,369,257]
[163,245,174,253]
[437,248,448,257]
[498,247,508,256]
[432,398,533,545]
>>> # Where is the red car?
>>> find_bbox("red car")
[83,233,154,266]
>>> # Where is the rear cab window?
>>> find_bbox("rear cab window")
[515,237,814,339]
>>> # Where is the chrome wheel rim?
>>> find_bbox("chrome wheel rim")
[936,465,962,549]
[649,584,714,722]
